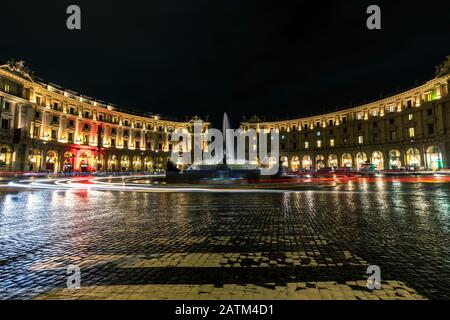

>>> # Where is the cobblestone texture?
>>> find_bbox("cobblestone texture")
[1,180,450,299]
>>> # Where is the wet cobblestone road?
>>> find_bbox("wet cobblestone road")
[1,178,450,300]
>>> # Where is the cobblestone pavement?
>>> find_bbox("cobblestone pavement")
[1,179,450,300]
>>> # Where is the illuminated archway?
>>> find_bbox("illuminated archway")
[388,150,401,169]
[316,155,325,170]
[328,154,338,168]
[120,155,130,172]
[371,151,384,170]
[28,149,42,172]
[302,155,312,170]
[341,153,353,168]
[144,156,153,172]
[132,155,142,171]
[45,150,58,172]
[426,146,443,170]
[356,152,368,170]
[291,156,300,172]
[63,151,74,172]
[0,145,12,171]
[107,155,118,172]
[406,148,421,168]
[280,156,289,168]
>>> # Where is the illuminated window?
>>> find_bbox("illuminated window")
[388,105,395,113]
[317,140,322,148]
[330,139,335,147]
[358,136,364,144]
[409,127,415,138]
[305,142,309,149]
[409,114,413,121]
[426,92,433,102]
[372,110,378,117]
[356,113,363,120]
[4,83,10,93]
[316,131,321,137]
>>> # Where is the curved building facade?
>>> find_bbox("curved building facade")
[0,60,209,173]
[241,56,450,171]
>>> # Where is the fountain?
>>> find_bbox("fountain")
[166,113,261,182]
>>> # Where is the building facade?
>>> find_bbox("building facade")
[0,60,210,173]
[241,56,450,171]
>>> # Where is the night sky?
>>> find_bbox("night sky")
[1,0,450,127]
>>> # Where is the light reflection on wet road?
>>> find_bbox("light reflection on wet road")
[0,177,450,299]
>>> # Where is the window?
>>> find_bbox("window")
[330,139,335,147]
[84,111,90,118]
[316,122,320,128]
[135,141,140,149]
[158,143,163,150]
[358,136,364,144]
[4,83,10,93]
[33,126,40,137]
[343,128,347,133]
[281,144,285,151]
[388,105,395,113]
[427,109,433,116]
[372,110,378,117]
[52,102,59,110]
[98,114,104,121]
[406,100,412,108]
[409,114,413,121]
[1,119,9,129]
[124,120,130,127]
[342,117,347,124]
[426,92,433,102]
[83,123,90,131]
[390,130,397,141]
[292,126,296,131]
[357,125,362,131]
[111,128,117,135]
[317,140,322,148]
[316,131,321,137]
[389,119,395,125]
[304,124,308,130]
[123,130,129,137]
[329,120,333,126]
[427,123,435,135]
[51,129,58,140]
[3,101,11,111]
[409,127,415,138]
[373,122,378,128]
[83,134,89,145]
[356,113,363,120]
[373,134,379,143]
[68,120,74,128]
[292,142,297,149]
[68,132,74,143]
[69,107,76,115]
[123,140,129,148]
[304,142,309,149]
[158,126,163,131]
[111,138,116,147]
[329,129,334,135]
[52,116,58,124]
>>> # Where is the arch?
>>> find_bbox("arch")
[120,155,130,172]
[302,155,312,170]
[371,151,384,170]
[107,154,118,172]
[327,154,338,168]
[132,155,142,171]
[291,156,300,172]
[45,150,58,173]
[406,148,421,168]
[28,149,42,172]
[388,150,402,169]
[144,156,153,172]
[356,152,368,170]
[341,153,353,168]
[78,152,91,172]
[0,145,12,171]
[315,155,325,170]
[63,151,75,172]
[280,156,289,168]
[426,146,443,170]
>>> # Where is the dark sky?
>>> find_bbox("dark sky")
[2,0,450,127]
